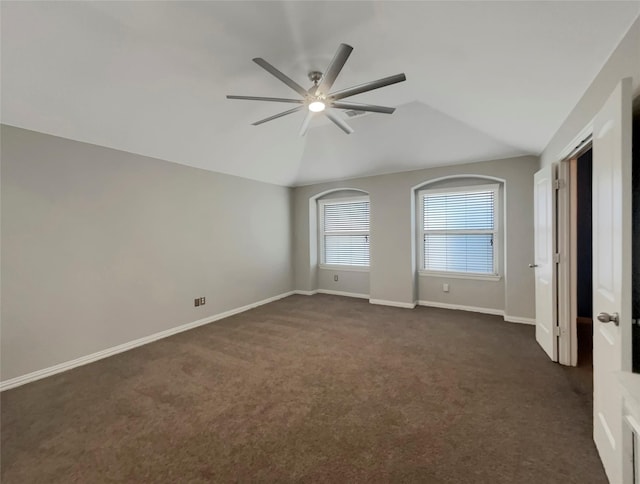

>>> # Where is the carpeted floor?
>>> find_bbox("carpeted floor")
[1,294,605,483]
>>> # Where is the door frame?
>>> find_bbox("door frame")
[557,128,593,366]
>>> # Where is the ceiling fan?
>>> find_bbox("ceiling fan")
[227,43,406,136]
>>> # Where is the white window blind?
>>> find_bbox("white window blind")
[420,185,498,275]
[320,198,370,267]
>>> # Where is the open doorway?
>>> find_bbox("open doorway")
[558,104,640,372]
[557,141,596,369]
[574,149,593,371]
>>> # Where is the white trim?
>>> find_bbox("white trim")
[310,188,369,199]
[418,300,504,316]
[619,372,640,418]
[0,291,295,392]
[559,122,593,162]
[557,158,574,366]
[418,183,500,196]
[411,174,506,193]
[317,195,369,204]
[369,299,416,309]
[625,415,640,436]
[418,271,501,281]
[418,300,535,325]
[317,289,369,299]
[503,315,536,325]
[293,290,318,296]
[598,412,617,450]
[319,265,369,273]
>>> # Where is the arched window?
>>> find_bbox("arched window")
[416,178,502,278]
[318,194,370,268]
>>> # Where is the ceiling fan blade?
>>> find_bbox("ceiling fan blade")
[329,73,407,101]
[253,58,309,98]
[315,43,353,97]
[227,95,303,104]
[324,109,354,135]
[330,101,395,114]
[299,111,313,137]
[252,106,303,126]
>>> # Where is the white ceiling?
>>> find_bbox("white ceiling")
[2,1,639,186]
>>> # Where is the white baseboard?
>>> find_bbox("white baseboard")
[0,290,295,392]
[504,315,536,325]
[369,299,416,309]
[317,289,369,299]
[418,300,504,316]
[418,300,535,326]
[293,290,318,296]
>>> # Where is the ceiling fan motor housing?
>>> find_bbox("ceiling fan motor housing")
[308,71,323,85]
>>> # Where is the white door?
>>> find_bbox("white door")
[592,78,632,484]
[533,164,557,361]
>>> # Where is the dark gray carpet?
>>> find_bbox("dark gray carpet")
[1,294,605,483]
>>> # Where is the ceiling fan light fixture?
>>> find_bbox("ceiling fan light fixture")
[308,101,326,112]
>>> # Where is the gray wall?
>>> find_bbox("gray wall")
[318,269,369,296]
[1,125,294,381]
[293,156,539,319]
[541,17,640,168]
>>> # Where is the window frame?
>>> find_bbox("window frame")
[418,183,501,280]
[318,195,370,271]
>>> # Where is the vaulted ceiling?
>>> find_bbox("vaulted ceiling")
[2,1,639,186]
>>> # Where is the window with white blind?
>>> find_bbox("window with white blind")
[419,184,499,277]
[319,197,370,268]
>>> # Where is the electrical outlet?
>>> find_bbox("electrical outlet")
[443,283,449,293]
[200,297,205,305]
[194,298,200,307]
[334,275,339,282]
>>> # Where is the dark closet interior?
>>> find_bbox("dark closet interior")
[577,149,593,366]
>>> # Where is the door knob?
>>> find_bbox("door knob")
[528,263,538,268]
[596,312,619,326]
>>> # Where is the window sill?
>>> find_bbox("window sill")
[418,271,502,281]
[319,265,370,273]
